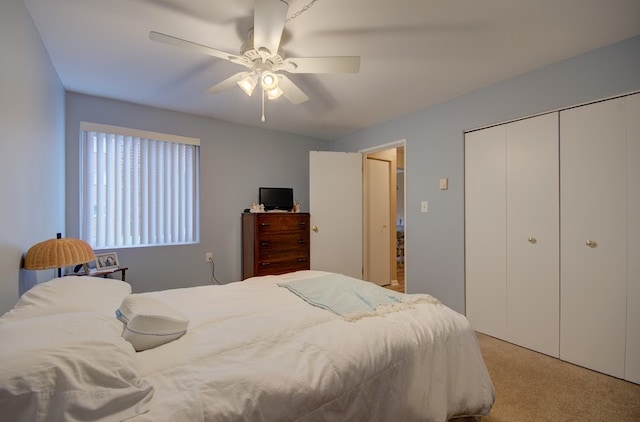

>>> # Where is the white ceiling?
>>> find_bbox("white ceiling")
[23,0,640,140]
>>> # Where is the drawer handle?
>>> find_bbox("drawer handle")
[260,223,270,226]
[298,240,306,244]
[298,222,307,226]
[261,242,271,246]
[298,258,307,262]
[260,262,271,266]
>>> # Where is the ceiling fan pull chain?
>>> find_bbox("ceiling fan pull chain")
[285,0,320,23]
[261,87,266,122]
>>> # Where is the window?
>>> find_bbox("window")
[80,123,200,249]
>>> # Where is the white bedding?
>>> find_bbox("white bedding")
[0,271,494,422]
[131,271,494,421]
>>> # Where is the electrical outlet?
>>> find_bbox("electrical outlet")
[205,252,213,262]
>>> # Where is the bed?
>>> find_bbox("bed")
[0,270,494,421]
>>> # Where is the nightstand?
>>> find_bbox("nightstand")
[66,267,128,281]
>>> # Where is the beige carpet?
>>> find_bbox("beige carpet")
[476,333,640,421]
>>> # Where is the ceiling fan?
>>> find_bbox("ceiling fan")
[149,0,360,120]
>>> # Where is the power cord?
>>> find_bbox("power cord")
[208,260,222,285]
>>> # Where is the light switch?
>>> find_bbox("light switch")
[421,201,428,213]
[439,178,448,190]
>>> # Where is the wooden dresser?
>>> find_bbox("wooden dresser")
[242,212,310,279]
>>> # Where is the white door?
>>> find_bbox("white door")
[465,114,560,356]
[309,151,362,279]
[365,157,392,285]
[464,125,508,339]
[626,93,640,384]
[506,113,559,357]
[560,97,628,378]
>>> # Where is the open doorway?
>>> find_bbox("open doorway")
[362,141,406,293]
[395,146,405,292]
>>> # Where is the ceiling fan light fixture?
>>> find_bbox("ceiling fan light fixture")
[237,74,258,96]
[266,86,283,100]
[260,71,279,91]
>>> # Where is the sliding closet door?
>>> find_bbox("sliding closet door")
[506,114,559,357]
[560,98,628,378]
[465,126,507,339]
[626,93,640,384]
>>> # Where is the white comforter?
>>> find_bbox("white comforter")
[130,270,494,421]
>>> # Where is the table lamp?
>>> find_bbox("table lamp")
[24,235,95,277]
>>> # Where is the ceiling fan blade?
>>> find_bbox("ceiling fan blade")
[253,0,288,57]
[149,31,248,67]
[279,74,309,105]
[281,56,361,74]
[206,72,250,94]
[310,23,484,38]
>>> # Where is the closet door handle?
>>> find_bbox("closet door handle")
[528,236,537,244]
[586,240,597,248]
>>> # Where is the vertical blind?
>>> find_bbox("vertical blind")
[80,123,200,249]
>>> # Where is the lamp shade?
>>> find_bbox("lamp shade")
[237,73,257,96]
[266,86,283,100]
[24,238,95,270]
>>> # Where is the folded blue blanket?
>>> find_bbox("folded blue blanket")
[278,273,410,320]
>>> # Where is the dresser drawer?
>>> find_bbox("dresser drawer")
[255,214,309,234]
[257,232,308,255]
[258,245,309,263]
[254,252,309,276]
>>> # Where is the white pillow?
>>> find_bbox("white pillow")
[3,276,132,321]
[116,295,189,351]
[0,312,154,421]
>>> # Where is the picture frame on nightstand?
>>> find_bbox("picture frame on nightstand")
[95,252,119,271]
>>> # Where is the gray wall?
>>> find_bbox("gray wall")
[65,93,328,294]
[0,0,66,314]
[330,35,640,314]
